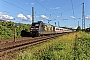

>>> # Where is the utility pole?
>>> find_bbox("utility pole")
[78,21,79,27]
[58,21,59,27]
[14,24,16,42]
[32,7,34,24]
[82,3,85,30]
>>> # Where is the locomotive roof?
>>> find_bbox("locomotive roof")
[43,23,54,26]
[32,21,42,24]
[32,21,54,26]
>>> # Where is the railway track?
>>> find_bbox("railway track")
[0,33,69,57]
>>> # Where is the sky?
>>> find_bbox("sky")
[0,0,90,29]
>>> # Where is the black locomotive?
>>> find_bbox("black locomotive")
[30,21,55,37]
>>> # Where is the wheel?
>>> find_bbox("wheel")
[36,33,40,37]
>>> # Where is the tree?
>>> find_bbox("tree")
[0,21,31,40]
[76,26,81,31]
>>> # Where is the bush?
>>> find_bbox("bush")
[0,21,31,40]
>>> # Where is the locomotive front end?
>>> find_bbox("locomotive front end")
[30,23,40,37]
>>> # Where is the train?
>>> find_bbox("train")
[30,21,72,37]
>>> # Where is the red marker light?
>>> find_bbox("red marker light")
[30,30,32,32]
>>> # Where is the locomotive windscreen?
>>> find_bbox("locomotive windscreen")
[31,23,39,28]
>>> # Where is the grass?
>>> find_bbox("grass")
[13,31,90,60]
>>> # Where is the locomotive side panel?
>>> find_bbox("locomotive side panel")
[30,21,56,37]
[39,24,55,35]
[43,25,54,32]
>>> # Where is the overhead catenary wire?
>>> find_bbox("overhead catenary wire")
[71,0,75,16]
[55,3,82,21]
[1,0,31,13]
[1,0,82,21]
[34,0,56,17]
[61,3,82,14]
[1,0,81,18]
[70,0,76,27]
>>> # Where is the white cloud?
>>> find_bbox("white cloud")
[0,12,3,19]
[85,15,90,20]
[0,16,3,19]
[40,20,43,21]
[2,15,14,20]
[40,15,49,19]
[17,13,27,20]
[0,12,14,20]
[70,16,76,19]
[36,16,40,18]
[35,15,50,20]
[72,26,78,29]
[0,12,3,15]
[26,3,28,5]
[50,7,60,10]
[31,2,34,5]
[57,16,60,18]
[27,15,32,21]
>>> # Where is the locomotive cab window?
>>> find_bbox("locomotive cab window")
[31,23,39,28]
[35,24,39,26]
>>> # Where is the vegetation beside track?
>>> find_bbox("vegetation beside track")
[12,31,90,60]
[0,21,31,40]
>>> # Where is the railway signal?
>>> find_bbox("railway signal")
[54,19,56,26]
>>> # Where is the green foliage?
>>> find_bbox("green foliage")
[37,50,56,60]
[18,52,34,60]
[37,41,74,60]
[37,34,90,60]
[0,21,31,40]
[17,32,90,60]
[72,36,90,60]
